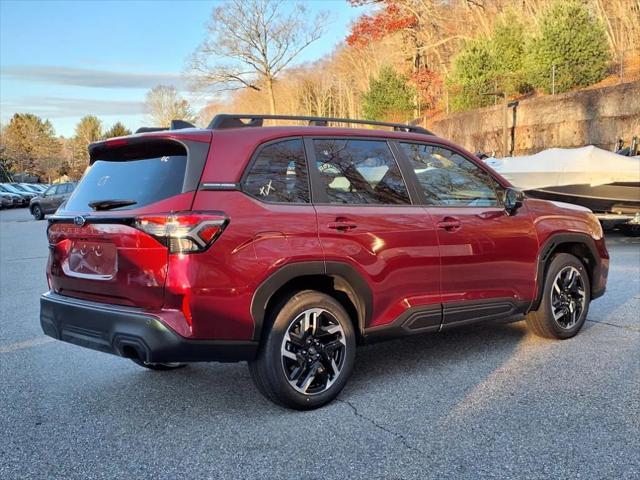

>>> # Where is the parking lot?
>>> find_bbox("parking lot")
[1,206,638,479]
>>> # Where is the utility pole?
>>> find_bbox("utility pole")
[502,93,508,158]
[508,100,519,157]
[483,90,509,157]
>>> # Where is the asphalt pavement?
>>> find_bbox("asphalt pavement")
[1,207,638,479]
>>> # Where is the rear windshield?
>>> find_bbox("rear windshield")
[65,155,187,212]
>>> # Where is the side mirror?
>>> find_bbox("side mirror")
[503,187,524,215]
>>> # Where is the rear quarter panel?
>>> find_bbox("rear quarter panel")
[178,191,323,340]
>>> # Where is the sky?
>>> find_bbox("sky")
[0,0,367,137]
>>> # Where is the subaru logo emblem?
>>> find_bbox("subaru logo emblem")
[74,216,86,227]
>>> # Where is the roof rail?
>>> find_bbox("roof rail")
[135,119,197,134]
[207,114,434,135]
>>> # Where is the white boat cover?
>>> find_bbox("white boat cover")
[483,146,640,190]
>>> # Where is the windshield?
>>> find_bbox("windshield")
[65,155,187,212]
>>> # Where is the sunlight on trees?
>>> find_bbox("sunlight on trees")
[0,114,62,181]
[362,66,415,121]
[71,115,102,178]
[189,0,330,114]
[526,0,611,94]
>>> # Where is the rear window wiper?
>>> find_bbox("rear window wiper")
[88,199,138,211]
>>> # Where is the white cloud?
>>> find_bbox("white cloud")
[1,96,145,118]
[1,65,186,89]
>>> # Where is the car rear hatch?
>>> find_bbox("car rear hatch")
[47,133,212,308]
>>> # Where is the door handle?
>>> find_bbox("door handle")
[436,217,462,232]
[327,220,357,232]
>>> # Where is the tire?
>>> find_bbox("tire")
[248,290,356,410]
[525,253,590,339]
[32,205,44,220]
[130,358,187,371]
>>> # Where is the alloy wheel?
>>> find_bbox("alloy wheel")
[280,308,347,395]
[550,266,586,329]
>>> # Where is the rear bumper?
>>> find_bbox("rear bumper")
[40,292,258,363]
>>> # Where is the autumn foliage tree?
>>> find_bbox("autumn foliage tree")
[346,2,416,48]
[0,113,62,180]
[347,0,441,116]
[197,0,636,120]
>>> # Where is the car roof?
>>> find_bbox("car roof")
[201,126,469,183]
[86,122,509,187]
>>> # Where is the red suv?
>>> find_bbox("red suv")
[41,115,609,409]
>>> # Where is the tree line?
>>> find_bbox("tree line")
[194,0,637,121]
[0,114,132,181]
[0,85,193,180]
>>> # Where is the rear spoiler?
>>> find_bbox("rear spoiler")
[135,120,196,134]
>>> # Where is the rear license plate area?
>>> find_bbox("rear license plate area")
[63,241,117,280]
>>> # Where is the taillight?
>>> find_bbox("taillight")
[134,213,228,253]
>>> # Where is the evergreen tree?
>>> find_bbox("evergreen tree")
[447,39,497,112]
[491,9,531,95]
[448,9,531,112]
[362,66,415,121]
[104,122,132,138]
[526,0,610,93]
[71,115,103,178]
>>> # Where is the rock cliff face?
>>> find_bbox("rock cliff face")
[425,81,640,157]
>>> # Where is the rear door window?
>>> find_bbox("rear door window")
[313,139,410,205]
[65,143,188,212]
[242,138,310,203]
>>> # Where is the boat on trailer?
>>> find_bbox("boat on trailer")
[484,146,640,217]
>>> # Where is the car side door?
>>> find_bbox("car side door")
[397,141,539,328]
[307,137,441,335]
[51,184,68,210]
[41,185,59,212]
[58,183,75,209]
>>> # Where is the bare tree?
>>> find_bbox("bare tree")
[144,85,196,127]
[190,0,330,114]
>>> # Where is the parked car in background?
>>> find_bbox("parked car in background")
[1,193,13,209]
[0,184,29,207]
[8,183,38,202]
[19,183,44,194]
[29,182,76,220]
[30,184,49,193]
[40,114,609,410]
